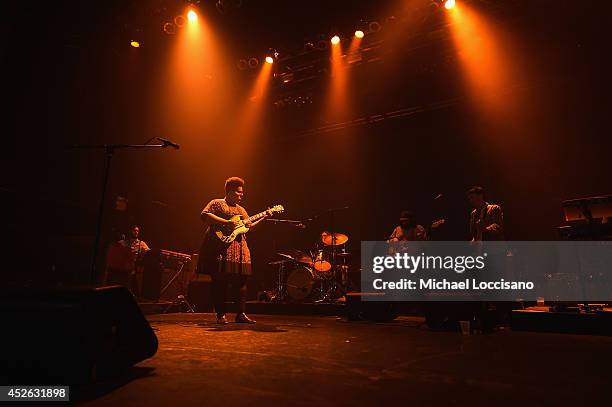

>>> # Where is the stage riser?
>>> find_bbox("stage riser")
[511,310,612,336]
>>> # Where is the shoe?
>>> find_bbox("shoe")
[235,313,256,324]
[216,314,229,324]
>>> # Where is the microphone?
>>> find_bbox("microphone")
[157,137,180,150]
[434,193,443,201]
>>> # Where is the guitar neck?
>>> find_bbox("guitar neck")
[246,210,269,223]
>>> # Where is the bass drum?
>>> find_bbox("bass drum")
[286,266,317,302]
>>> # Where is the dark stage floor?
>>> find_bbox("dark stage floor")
[77,313,612,406]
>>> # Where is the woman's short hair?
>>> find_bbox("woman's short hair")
[225,177,245,193]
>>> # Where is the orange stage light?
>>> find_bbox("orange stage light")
[187,9,198,23]
[354,30,364,39]
[230,61,273,169]
[265,56,274,64]
[447,3,517,118]
[324,34,350,122]
[130,40,140,48]
[331,35,340,45]
[444,0,456,10]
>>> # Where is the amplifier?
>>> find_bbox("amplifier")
[141,249,195,301]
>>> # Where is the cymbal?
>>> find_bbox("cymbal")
[276,253,294,261]
[277,249,314,266]
[336,251,350,257]
[268,259,291,265]
[321,231,349,246]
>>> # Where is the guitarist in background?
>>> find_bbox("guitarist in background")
[199,177,263,324]
[387,210,428,242]
[467,186,504,241]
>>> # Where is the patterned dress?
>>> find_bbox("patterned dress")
[199,198,252,276]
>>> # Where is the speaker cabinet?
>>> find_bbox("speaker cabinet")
[0,285,158,384]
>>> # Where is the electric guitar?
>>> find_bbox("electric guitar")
[429,218,446,232]
[215,205,284,243]
[387,219,446,253]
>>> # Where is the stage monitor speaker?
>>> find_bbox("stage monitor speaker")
[0,285,158,384]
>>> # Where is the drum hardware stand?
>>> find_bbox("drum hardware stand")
[164,294,195,313]
[314,279,332,303]
[316,206,349,303]
[270,260,290,302]
[161,260,195,313]
[265,218,305,302]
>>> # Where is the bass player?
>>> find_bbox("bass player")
[198,176,264,325]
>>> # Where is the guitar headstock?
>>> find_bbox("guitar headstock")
[431,219,446,229]
[268,204,284,215]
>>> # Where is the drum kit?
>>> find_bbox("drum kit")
[269,231,351,303]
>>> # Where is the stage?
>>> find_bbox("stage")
[2,0,611,405]
[74,313,612,406]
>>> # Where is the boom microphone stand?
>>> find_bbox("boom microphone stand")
[71,138,180,285]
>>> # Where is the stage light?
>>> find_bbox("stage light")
[369,21,381,32]
[355,30,364,39]
[163,22,176,35]
[237,59,248,70]
[265,56,274,64]
[278,72,294,84]
[444,0,456,10]
[187,9,198,22]
[331,35,340,45]
[248,57,259,68]
[130,40,140,48]
[174,15,186,28]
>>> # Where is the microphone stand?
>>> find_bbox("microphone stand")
[264,218,305,227]
[70,142,176,285]
[264,218,307,302]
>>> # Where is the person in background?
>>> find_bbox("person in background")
[120,225,150,260]
[467,186,504,241]
[387,210,427,242]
